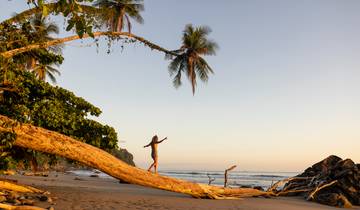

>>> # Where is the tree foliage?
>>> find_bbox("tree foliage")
[0,70,118,169]
[0,0,218,170]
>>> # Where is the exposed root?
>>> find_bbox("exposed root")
[307,180,338,201]
[267,177,311,193]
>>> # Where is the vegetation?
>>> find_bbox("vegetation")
[0,1,264,206]
[93,0,144,32]
[169,24,218,94]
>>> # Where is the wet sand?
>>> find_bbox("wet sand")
[3,172,360,210]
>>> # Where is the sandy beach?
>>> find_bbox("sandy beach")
[2,172,359,210]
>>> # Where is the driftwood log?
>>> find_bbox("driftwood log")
[224,165,237,187]
[207,173,215,185]
[0,115,268,199]
[0,180,51,210]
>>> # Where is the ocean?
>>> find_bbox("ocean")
[69,169,298,189]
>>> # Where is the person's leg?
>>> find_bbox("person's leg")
[154,157,158,173]
[148,161,155,172]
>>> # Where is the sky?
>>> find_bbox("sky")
[1,0,360,172]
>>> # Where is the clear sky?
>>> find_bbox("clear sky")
[1,0,360,172]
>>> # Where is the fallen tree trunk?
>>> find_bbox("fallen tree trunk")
[0,115,268,199]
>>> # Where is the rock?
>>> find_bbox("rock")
[90,174,99,178]
[110,148,136,166]
[315,193,352,208]
[118,179,130,184]
[279,155,360,208]
[299,155,342,177]
[37,195,49,202]
[74,177,85,181]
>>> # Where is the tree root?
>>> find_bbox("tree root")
[307,180,338,201]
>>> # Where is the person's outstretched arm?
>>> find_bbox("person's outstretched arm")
[156,137,167,144]
[143,142,152,148]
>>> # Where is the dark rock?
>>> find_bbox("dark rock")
[253,186,264,191]
[299,155,342,177]
[37,195,49,202]
[279,155,360,208]
[118,179,130,184]
[315,193,352,208]
[89,174,99,178]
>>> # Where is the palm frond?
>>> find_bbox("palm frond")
[169,24,218,94]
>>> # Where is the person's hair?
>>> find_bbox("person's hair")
[152,135,158,142]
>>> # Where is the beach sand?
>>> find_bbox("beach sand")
[3,172,360,210]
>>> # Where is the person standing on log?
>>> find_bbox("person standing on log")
[144,135,167,173]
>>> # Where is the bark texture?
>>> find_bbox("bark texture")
[0,115,267,199]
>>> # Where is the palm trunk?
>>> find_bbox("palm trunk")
[0,114,268,199]
[0,32,177,59]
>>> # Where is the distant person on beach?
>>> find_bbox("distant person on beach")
[144,135,167,173]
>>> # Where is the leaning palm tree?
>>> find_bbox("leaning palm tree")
[93,0,144,33]
[27,14,62,83]
[168,24,218,94]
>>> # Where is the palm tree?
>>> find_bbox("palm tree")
[93,0,144,33]
[168,24,218,94]
[27,14,62,83]
[32,63,61,84]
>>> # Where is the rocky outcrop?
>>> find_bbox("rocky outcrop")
[276,155,360,208]
[110,148,135,166]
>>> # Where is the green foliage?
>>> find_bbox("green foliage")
[93,0,144,32]
[0,71,117,150]
[0,18,63,84]
[111,148,135,166]
[0,70,119,170]
[0,131,16,170]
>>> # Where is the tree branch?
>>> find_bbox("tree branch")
[0,31,178,59]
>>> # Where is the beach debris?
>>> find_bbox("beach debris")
[0,170,16,176]
[224,165,237,187]
[0,179,54,210]
[22,172,49,177]
[269,155,360,208]
[74,177,85,181]
[206,173,215,185]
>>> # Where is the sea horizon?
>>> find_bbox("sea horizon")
[69,169,299,189]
